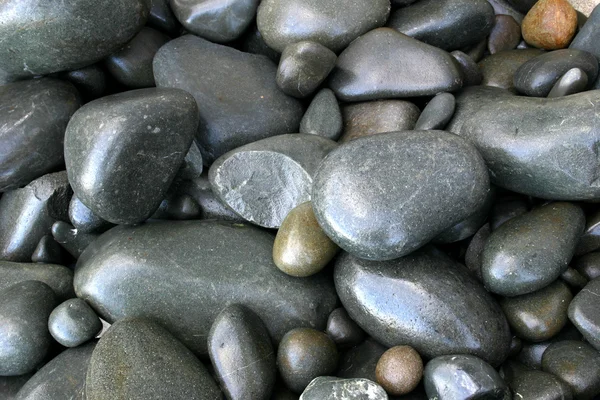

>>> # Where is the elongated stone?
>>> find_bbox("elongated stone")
[0,261,74,301]
[548,67,589,97]
[414,93,456,130]
[568,277,600,349]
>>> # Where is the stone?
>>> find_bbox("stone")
[171,0,259,42]
[172,176,244,222]
[154,35,303,164]
[561,266,589,291]
[300,377,388,400]
[0,0,148,80]
[277,41,336,99]
[465,223,491,281]
[482,203,584,296]
[209,134,337,229]
[542,340,600,399]
[277,328,338,393]
[489,15,522,53]
[513,49,597,96]
[208,305,276,400]
[238,22,281,63]
[508,370,573,400]
[375,346,423,396]
[466,37,490,61]
[568,277,600,349]
[175,141,204,180]
[488,0,526,23]
[508,0,540,13]
[256,0,390,53]
[85,318,221,400]
[0,261,74,301]
[313,131,489,260]
[451,50,484,86]
[500,280,573,341]
[48,298,102,347]
[509,336,524,357]
[60,64,107,102]
[337,338,387,382]
[0,281,56,376]
[69,195,113,234]
[576,209,600,255]
[414,93,456,130]
[424,355,510,399]
[573,252,600,280]
[522,0,578,49]
[569,0,600,16]
[547,67,589,97]
[387,0,496,51]
[329,28,463,101]
[15,342,95,400]
[31,235,65,265]
[516,324,583,368]
[273,202,339,277]
[335,247,511,366]
[339,101,420,143]
[479,49,545,91]
[326,308,365,348]
[65,88,198,225]
[105,27,170,88]
[52,221,99,259]
[0,171,71,262]
[0,79,80,191]
[299,89,343,141]
[570,3,600,60]
[490,196,529,230]
[148,0,180,35]
[0,375,31,400]
[74,220,338,356]
[150,194,201,220]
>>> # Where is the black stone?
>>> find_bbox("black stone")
[52,221,99,259]
[572,252,600,280]
[300,377,387,400]
[237,22,280,63]
[451,50,484,87]
[337,338,387,382]
[299,89,343,141]
[326,308,365,348]
[414,93,456,130]
[0,375,31,400]
[150,194,201,220]
[506,0,538,14]
[570,4,600,61]
[561,267,588,292]
[575,209,600,256]
[31,235,65,265]
[490,196,529,230]
[464,223,491,281]
[568,277,600,350]
[69,195,113,234]
[509,370,573,400]
[547,68,589,97]
[478,49,545,91]
[0,260,73,301]
[48,298,102,347]
[60,64,107,102]
[147,0,180,35]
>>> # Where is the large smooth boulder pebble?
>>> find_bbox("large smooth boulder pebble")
[48,298,102,347]
[0,261,74,301]
[300,377,388,400]
[568,277,600,349]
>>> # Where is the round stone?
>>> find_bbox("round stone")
[522,0,578,49]
[325,308,365,348]
[48,298,103,347]
[375,346,423,396]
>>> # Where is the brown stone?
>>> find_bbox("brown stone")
[375,345,423,396]
[522,0,578,49]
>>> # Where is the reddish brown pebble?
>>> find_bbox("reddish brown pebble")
[521,0,578,49]
[375,345,423,396]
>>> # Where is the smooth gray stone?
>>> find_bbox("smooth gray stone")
[256,0,390,53]
[150,194,201,220]
[69,196,113,234]
[542,340,600,399]
[0,375,31,400]
[490,196,528,230]
[171,0,259,42]
[49,298,102,348]
[326,308,365,349]
[277,41,336,99]
[387,0,495,51]
[299,89,343,141]
[573,252,600,280]
[330,28,463,101]
[59,64,107,102]
[15,342,95,400]
[424,355,510,399]
[300,377,388,400]
[105,27,170,88]
[74,220,338,356]
[31,235,65,265]
[65,88,198,225]
[516,324,583,369]
[479,49,545,91]
[52,221,99,259]
[0,171,71,262]
[447,87,600,200]
[568,277,600,350]
[154,35,303,164]
[451,50,483,87]
[335,247,511,366]
[209,134,337,229]
[0,79,80,192]
[0,261,73,301]
[337,338,387,382]
[547,67,589,98]
[0,281,56,376]
[464,223,491,281]
[208,305,276,400]
[414,93,456,130]
[570,4,600,61]
[514,49,598,97]
[575,209,600,256]
[0,0,148,80]
[482,203,584,297]
[509,370,573,400]
[313,131,489,260]
[488,15,521,54]
[148,0,180,35]
[85,318,221,400]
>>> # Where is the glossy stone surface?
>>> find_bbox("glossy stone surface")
[330,28,463,101]
[154,35,303,164]
[479,49,545,91]
[489,15,522,54]
[325,308,365,348]
[572,252,600,280]
[31,235,64,265]
[69,195,113,234]
[65,88,198,225]
[148,0,180,35]
[52,221,99,259]
[451,50,484,86]
[547,67,589,97]
[337,338,387,382]
[482,203,584,296]
[568,277,600,349]
[490,196,529,230]
[299,89,343,141]
[522,0,578,49]
[414,93,456,130]
[508,370,573,400]
[375,346,422,396]
[570,3,600,60]
[60,64,107,102]
[300,377,388,400]
[0,261,74,301]
[313,131,489,260]
[465,223,491,281]
[49,298,102,347]
[334,247,511,366]
[74,220,337,356]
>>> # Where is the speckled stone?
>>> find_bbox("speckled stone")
[414,93,456,130]
[329,28,463,101]
[568,277,600,349]
[69,195,113,234]
[570,3,600,60]
[547,67,589,97]
[300,377,388,400]
[337,338,387,382]
[299,89,343,141]
[509,370,573,400]
[313,131,489,260]
[150,194,201,220]
[489,15,522,54]
[478,49,545,91]
[572,252,600,280]
[48,298,102,347]
[60,64,107,102]
[31,235,65,265]
[375,346,423,396]
[326,308,365,349]
[0,261,74,301]
[522,0,578,49]
[52,221,99,259]
[451,50,484,86]
[147,0,180,35]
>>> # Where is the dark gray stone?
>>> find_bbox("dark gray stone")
[65,88,198,225]
[209,134,337,229]
[465,37,489,62]
[488,15,522,54]
[387,0,495,51]
[49,298,102,348]
[313,131,489,260]
[0,261,74,301]
[516,324,583,369]
[482,203,584,296]
[85,318,221,400]
[175,141,204,180]
[329,28,463,101]
[60,64,107,102]
[148,0,180,35]
[238,22,281,63]
[451,50,483,86]
[561,266,588,292]
[568,277,600,350]
[150,194,201,220]
[74,220,338,356]
[479,49,545,91]
[154,34,303,164]
[0,375,31,400]
[0,0,148,80]
[576,209,600,256]
[208,305,276,400]
[490,196,529,230]
[414,93,456,130]
[548,67,589,97]
[508,370,573,400]
[487,0,525,23]
[0,281,56,376]
[334,247,511,366]
[0,79,80,191]
[52,221,99,259]
[570,4,600,61]
[326,308,365,348]
[337,339,387,382]
[464,223,491,281]
[300,377,387,400]
[573,252,600,280]
[31,235,65,265]
[69,195,113,234]
[299,89,343,141]
[507,0,538,13]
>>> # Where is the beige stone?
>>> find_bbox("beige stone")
[569,0,600,16]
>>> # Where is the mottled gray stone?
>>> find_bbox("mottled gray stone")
[65,88,198,225]
[326,308,365,348]
[300,89,343,141]
[154,35,303,164]
[0,261,74,301]
[509,370,573,400]
[31,235,65,265]
[52,221,99,259]
[300,377,388,400]
[148,0,180,35]
[570,4,600,61]
[479,49,545,91]
[568,277,600,349]
[330,28,463,101]
[337,339,387,382]
[414,93,456,130]
[60,64,107,102]
[74,220,337,356]
[49,298,102,348]
[313,131,489,260]
[548,67,589,97]
[335,247,511,366]
[69,195,112,234]
[209,134,337,228]
[573,252,600,280]
[451,50,484,86]
[488,15,522,54]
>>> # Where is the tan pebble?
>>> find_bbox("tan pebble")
[375,345,423,396]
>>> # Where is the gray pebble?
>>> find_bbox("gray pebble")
[299,89,343,141]
[414,93,456,130]
[49,298,102,347]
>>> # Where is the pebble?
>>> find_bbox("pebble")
[48,298,102,347]
[464,223,491,281]
[68,195,113,234]
[490,196,529,230]
[147,0,180,35]
[375,346,423,396]
[479,48,545,90]
[522,0,578,49]
[325,308,365,349]
[561,266,589,291]
[330,28,463,101]
[488,0,526,23]
[575,209,600,255]
[572,252,600,280]
[150,194,201,220]
[0,260,74,301]
[59,64,107,102]
[489,15,522,54]
[466,37,490,61]
[516,324,583,368]
[176,141,204,180]
[568,277,600,349]
[570,2,600,60]
[52,221,99,258]
[414,93,456,130]
[31,235,65,265]
[299,89,343,141]
[209,134,337,229]
[337,338,387,382]
[0,375,31,400]
[547,67,589,96]
[509,370,573,400]
[300,377,388,400]
[451,50,484,86]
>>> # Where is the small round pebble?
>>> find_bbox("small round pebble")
[375,345,423,396]
[325,307,365,348]
[522,0,578,49]
[48,298,103,347]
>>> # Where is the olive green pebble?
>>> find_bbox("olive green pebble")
[375,345,423,396]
